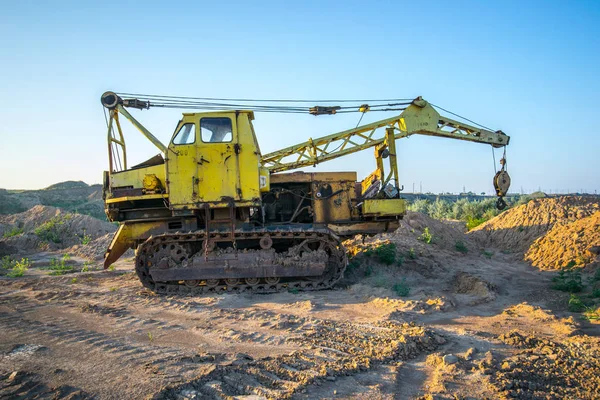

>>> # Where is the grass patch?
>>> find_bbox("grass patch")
[482,250,494,259]
[45,254,75,276]
[393,278,411,297]
[396,255,404,267]
[455,241,468,253]
[3,226,23,238]
[407,248,417,260]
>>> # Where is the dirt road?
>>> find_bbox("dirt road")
[1,249,599,399]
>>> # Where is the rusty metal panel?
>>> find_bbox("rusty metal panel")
[270,171,357,184]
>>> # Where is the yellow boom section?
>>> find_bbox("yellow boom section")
[261,98,510,173]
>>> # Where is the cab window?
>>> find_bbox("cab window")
[201,117,232,143]
[172,123,196,145]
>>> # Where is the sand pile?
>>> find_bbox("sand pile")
[469,196,600,253]
[70,233,124,261]
[0,205,116,255]
[525,210,600,269]
[345,211,473,259]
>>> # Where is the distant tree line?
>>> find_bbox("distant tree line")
[406,193,545,229]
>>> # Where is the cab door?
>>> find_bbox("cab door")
[167,120,199,208]
[197,115,240,202]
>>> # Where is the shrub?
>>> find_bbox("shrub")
[81,261,92,273]
[365,242,396,265]
[393,278,411,297]
[407,248,416,260]
[551,268,583,293]
[419,227,433,244]
[34,215,71,243]
[466,216,486,230]
[3,227,23,238]
[482,250,494,259]
[7,258,30,278]
[1,256,15,270]
[81,233,92,245]
[455,241,468,253]
[568,294,586,312]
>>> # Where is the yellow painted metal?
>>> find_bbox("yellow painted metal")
[362,198,406,217]
[116,105,167,153]
[261,98,510,173]
[103,220,164,268]
[109,165,165,193]
[143,174,161,191]
[166,113,199,207]
[105,193,168,204]
[270,171,357,183]
[166,111,262,209]
[312,180,355,223]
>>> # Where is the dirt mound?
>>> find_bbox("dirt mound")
[69,233,115,260]
[469,196,600,253]
[0,205,116,255]
[525,210,600,269]
[452,272,496,303]
[345,211,472,258]
[489,330,600,399]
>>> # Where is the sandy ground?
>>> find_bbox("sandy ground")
[1,245,599,400]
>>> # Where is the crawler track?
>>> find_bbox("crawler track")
[135,228,347,295]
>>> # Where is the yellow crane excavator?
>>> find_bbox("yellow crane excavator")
[100,92,511,294]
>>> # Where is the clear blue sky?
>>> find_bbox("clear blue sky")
[1,0,598,194]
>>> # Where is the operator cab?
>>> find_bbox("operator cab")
[166,111,263,210]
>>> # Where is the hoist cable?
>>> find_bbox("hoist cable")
[431,103,496,131]
[117,92,413,103]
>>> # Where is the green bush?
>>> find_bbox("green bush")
[393,278,411,297]
[3,227,23,238]
[551,268,584,293]
[365,242,396,265]
[34,214,71,243]
[419,227,433,244]
[407,247,416,260]
[466,216,487,230]
[568,294,586,312]
[396,255,404,267]
[1,256,15,270]
[455,241,468,253]
[81,233,92,245]
[482,250,494,259]
[7,258,30,278]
